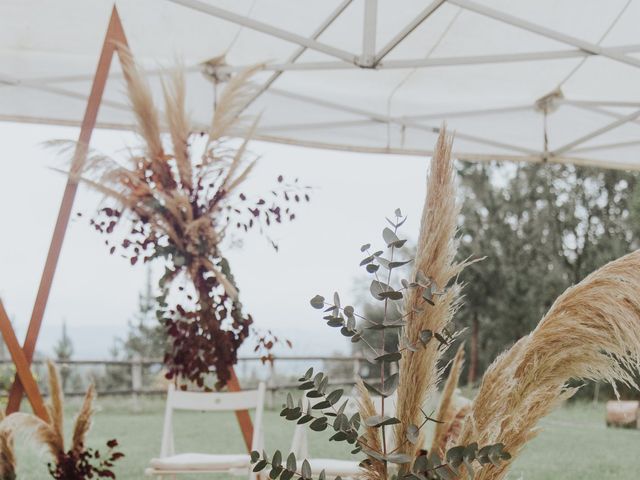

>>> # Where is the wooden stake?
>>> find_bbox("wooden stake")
[6,6,128,414]
[0,302,49,421]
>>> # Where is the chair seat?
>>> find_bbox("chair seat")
[301,458,362,477]
[149,453,251,471]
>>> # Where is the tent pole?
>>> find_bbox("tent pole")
[374,0,445,65]
[448,0,640,70]
[169,0,356,63]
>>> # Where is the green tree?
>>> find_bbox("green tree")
[53,320,74,391]
[104,268,167,391]
[455,161,639,384]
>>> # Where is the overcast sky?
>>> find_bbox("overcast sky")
[0,122,435,363]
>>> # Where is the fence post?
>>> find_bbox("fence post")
[131,355,142,411]
[267,360,276,409]
[352,357,360,383]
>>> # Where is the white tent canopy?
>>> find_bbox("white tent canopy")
[2,0,640,169]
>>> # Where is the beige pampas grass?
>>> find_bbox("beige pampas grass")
[46,360,65,456]
[71,384,96,455]
[441,403,470,453]
[459,249,640,480]
[431,344,465,456]
[70,46,263,301]
[2,361,97,468]
[356,381,385,480]
[394,129,467,462]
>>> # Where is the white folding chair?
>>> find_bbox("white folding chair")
[145,382,266,478]
[287,392,400,479]
[289,424,361,479]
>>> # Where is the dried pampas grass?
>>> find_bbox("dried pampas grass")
[0,411,16,480]
[46,361,65,455]
[459,249,640,480]
[51,46,292,388]
[72,384,96,455]
[2,360,96,467]
[394,129,468,461]
[431,344,465,456]
[356,381,386,480]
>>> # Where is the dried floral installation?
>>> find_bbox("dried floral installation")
[251,130,510,480]
[249,128,640,480]
[2,361,124,479]
[60,47,309,388]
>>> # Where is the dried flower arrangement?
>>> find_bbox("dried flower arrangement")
[1,361,124,479]
[250,130,640,480]
[457,247,640,480]
[62,47,309,389]
[252,130,509,480]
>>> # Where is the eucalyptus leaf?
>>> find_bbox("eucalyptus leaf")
[370,280,393,301]
[297,414,314,425]
[312,400,331,410]
[272,450,282,468]
[413,454,428,472]
[406,423,420,445]
[419,329,433,346]
[360,255,375,266]
[379,290,403,300]
[375,351,402,363]
[301,459,312,479]
[366,263,380,273]
[326,389,344,405]
[364,415,401,427]
[446,446,465,469]
[253,460,268,472]
[310,295,325,309]
[281,470,294,480]
[382,227,400,246]
[286,453,296,471]
[386,453,412,465]
[381,373,399,396]
[309,417,328,431]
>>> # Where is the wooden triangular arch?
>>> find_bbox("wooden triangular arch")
[0,5,254,450]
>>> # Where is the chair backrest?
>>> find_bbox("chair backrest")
[290,393,399,458]
[160,382,266,457]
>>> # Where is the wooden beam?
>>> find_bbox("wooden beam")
[0,302,49,421]
[6,5,128,414]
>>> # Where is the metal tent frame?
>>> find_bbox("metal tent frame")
[3,0,640,169]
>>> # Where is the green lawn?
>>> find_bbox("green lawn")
[11,397,640,479]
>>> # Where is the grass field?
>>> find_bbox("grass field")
[10,397,640,479]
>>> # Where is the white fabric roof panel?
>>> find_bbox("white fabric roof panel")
[2,0,640,169]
